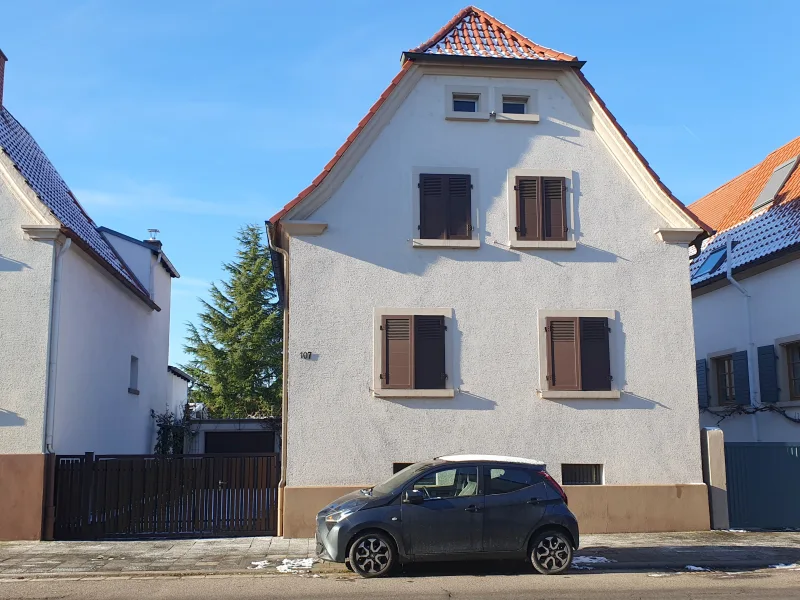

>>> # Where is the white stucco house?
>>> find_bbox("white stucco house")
[267,6,713,537]
[0,51,179,539]
[689,136,800,529]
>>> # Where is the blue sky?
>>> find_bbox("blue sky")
[2,0,799,365]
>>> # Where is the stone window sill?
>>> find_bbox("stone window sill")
[412,239,480,249]
[128,388,140,396]
[496,113,540,124]
[374,389,455,399]
[445,113,490,122]
[539,390,621,400]
[510,240,577,250]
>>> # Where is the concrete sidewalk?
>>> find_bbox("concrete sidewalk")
[0,531,798,578]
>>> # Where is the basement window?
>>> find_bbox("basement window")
[561,464,603,485]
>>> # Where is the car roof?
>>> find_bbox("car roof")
[438,454,545,467]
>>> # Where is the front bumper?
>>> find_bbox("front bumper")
[315,515,347,563]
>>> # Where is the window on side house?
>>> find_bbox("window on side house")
[129,355,139,395]
[561,464,603,485]
[419,174,472,240]
[545,317,611,391]
[502,95,527,114]
[714,355,736,405]
[787,342,800,401]
[381,315,446,390]
[514,176,567,242]
[453,94,479,113]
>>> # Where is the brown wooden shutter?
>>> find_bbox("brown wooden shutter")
[413,315,446,389]
[446,175,472,240]
[579,317,611,391]
[515,177,541,240]
[546,317,580,391]
[382,316,413,389]
[419,174,447,240]
[542,177,567,241]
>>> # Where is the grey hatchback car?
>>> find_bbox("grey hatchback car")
[316,455,579,578]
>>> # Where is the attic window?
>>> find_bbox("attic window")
[453,94,479,113]
[502,96,528,114]
[751,156,799,212]
[695,247,727,277]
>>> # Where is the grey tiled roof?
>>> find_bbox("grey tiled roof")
[0,106,146,293]
[690,199,800,287]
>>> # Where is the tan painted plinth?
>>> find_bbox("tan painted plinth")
[282,483,710,538]
[0,454,45,540]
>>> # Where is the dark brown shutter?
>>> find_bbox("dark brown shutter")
[382,316,413,389]
[419,174,447,240]
[515,177,541,240]
[579,317,611,391]
[543,177,567,241]
[546,317,580,391]
[446,175,472,240]
[414,315,446,389]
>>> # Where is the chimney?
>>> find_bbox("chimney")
[0,49,7,108]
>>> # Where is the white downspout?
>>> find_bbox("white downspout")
[44,238,72,453]
[725,238,760,442]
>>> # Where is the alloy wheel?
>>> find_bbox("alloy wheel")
[534,534,571,572]
[353,537,391,575]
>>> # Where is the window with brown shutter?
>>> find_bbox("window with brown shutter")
[546,316,612,392]
[381,315,446,390]
[514,176,567,242]
[419,174,472,240]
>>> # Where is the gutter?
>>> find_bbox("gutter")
[401,52,586,70]
[265,220,289,536]
[725,238,760,442]
[44,238,72,453]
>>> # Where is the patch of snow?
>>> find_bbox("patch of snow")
[723,529,748,533]
[249,560,271,570]
[769,563,799,569]
[685,565,710,571]
[573,556,615,565]
[276,558,316,573]
[571,565,594,570]
[648,573,679,578]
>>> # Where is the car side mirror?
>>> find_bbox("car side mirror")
[403,489,424,505]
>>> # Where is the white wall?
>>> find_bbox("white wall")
[169,373,189,416]
[694,259,800,442]
[51,244,173,455]
[101,233,153,294]
[285,72,703,487]
[0,177,53,454]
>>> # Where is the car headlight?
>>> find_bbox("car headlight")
[325,509,354,524]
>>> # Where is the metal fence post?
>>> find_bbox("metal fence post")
[80,452,95,539]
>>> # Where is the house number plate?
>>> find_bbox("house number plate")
[300,352,312,359]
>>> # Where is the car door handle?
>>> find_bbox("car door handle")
[465,505,481,512]
[526,498,542,505]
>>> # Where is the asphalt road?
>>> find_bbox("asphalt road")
[2,569,800,599]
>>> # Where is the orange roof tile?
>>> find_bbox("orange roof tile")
[689,136,800,233]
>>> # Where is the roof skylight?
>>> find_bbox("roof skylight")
[695,247,727,277]
[751,156,799,212]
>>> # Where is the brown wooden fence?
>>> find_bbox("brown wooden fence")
[53,453,279,540]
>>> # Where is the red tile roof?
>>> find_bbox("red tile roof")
[409,5,576,61]
[689,135,800,233]
[270,6,709,234]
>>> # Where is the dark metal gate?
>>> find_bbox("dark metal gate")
[725,442,800,530]
[53,453,279,540]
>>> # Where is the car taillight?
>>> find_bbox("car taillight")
[542,471,568,506]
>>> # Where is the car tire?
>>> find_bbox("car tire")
[348,531,396,578]
[530,529,573,575]
[344,559,354,572]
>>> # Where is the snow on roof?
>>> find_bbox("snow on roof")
[439,454,545,466]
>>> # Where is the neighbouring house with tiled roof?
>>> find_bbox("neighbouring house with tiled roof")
[0,51,181,540]
[690,137,800,529]
[268,6,714,538]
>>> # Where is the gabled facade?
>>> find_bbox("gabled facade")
[269,6,711,537]
[0,53,179,539]
[691,136,800,442]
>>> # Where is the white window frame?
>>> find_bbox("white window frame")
[494,88,540,123]
[411,166,481,248]
[536,309,620,399]
[373,307,455,398]
[445,85,490,121]
[507,168,577,249]
[705,347,739,409]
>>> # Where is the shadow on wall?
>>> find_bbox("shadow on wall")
[0,409,26,426]
[0,255,30,271]
[557,392,671,411]
[391,392,497,411]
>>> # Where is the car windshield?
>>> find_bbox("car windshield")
[371,461,437,496]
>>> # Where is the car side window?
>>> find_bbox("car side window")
[413,466,478,499]
[484,467,538,495]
